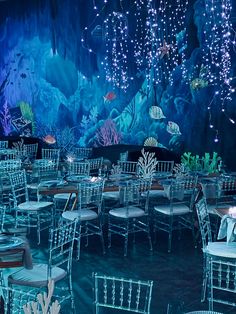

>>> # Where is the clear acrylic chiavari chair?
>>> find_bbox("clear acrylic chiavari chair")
[87,157,104,175]
[0,160,22,208]
[208,258,236,311]
[74,147,93,159]
[7,219,77,313]
[155,160,174,176]
[153,176,198,253]
[23,143,38,161]
[68,161,90,176]
[1,285,38,314]
[54,161,90,206]
[93,273,153,314]
[8,170,54,244]
[118,161,137,175]
[108,179,153,257]
[0,141,8,149]
[195,198,236,302]
[62,179,105,260]
[41,148,60,164]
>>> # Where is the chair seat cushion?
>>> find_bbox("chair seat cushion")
[8,263,66,287]
[205,242,236,258]
[148,190,167,198]
[154,204,191,215]
[54,193,76,201]
[62,209,98,221]
[207,203,231,215]
[109,206,145,219]
[18,201,53,211]
[102,191,119,200]
[27,183,39,190]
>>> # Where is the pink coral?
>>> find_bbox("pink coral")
[96,119,122,146]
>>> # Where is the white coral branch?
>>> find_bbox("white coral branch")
[138,149,158,179]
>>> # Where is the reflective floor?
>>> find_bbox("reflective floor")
[3,225,235,314]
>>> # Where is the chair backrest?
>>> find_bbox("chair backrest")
[74,147,93,159]
[0,206,6,232]
[23,143,38,160]
[68,161,90,176]
[87,157,103,174]
[32,159,58,180]
[119,151,128,162]
[118,161,137,175]
[216,175,236,207]
[1,285,38,314]
[77,179,104,214]
[169,176,197,202]
[48,219,77,276]
[195,198,212,249]
[41,148,60,163]
[93,273,153,314]
[122,179,152,213]
[0,149,17,160]
[209,258,236,310]
[0,160,21,174]
[155,160,174,173]
[0,140,8,149]
[8,170,29,206]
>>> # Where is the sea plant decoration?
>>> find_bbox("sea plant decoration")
[137,148,158,179]
[181,151,222,174]
[110,164,122,175]
[173,163,190,179]
[23,279,60,314]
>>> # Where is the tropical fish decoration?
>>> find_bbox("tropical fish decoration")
[43,135,56,145]
[149,106,166,119]
[167,121,181,135]
[103,91,116,103]
[144,137,158,147]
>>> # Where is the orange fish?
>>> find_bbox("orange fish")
[103,91,116,103]
[43,135,56,144]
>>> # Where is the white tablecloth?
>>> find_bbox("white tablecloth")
[218,214,236,242]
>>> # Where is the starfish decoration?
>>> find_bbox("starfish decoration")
[159,40,171,59]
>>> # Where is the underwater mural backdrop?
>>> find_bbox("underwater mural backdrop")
[0,0,235,167]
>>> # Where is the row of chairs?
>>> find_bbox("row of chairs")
[0,143,93,160]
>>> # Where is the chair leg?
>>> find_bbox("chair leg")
[68,275,75,313]
[76,238,81,260]
[85,222,89,247]
[168,218,173,253]
[147,220,153,251]
[108,217,112,249]
[124,221,129,257]
[99,222,105,255]
[201,254,208,302]
[37,214,41,245]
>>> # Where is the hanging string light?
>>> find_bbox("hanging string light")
[133,0,189,90]
[103,11,129,90]
[203,0,236,142]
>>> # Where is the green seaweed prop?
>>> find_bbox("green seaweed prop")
[181,152,222,174]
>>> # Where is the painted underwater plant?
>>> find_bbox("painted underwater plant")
[0,100,11,135]
[19,101,35,134]
[96,119,122,146]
